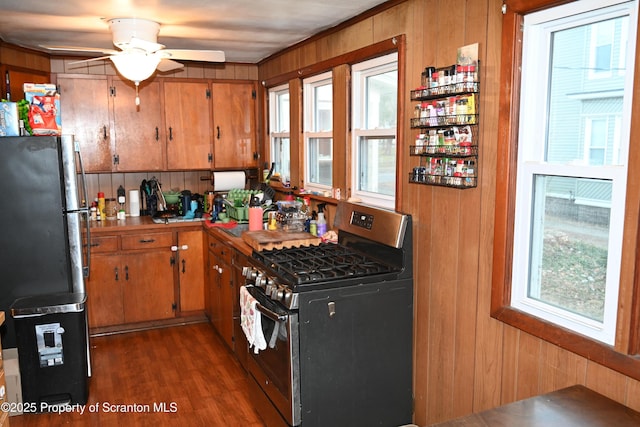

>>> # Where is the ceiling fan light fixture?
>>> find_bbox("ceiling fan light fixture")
[110,52,160,84]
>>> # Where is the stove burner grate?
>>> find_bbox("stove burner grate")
[254,243,399,285]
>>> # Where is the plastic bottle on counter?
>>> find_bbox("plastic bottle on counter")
[316,203,327,237]
[248,196,263,231]
[97,192,105,219]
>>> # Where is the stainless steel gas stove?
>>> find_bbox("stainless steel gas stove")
[242,201,413,427]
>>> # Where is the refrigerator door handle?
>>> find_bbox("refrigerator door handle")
[75,140,91,278]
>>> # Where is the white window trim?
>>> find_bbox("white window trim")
[351,53,398,209]
[303,72,333,192]
[511,0,637,345]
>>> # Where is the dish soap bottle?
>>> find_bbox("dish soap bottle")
[316,203,327,237]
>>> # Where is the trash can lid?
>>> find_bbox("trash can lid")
[11,292,86,317]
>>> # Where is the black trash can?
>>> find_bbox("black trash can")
[11,292,89,409]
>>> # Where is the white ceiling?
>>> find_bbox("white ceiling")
[0,0,388,63]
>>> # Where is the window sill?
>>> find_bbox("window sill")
[491,306,640,381]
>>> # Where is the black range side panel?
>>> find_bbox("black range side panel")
[298,280,413,427]
[0,136,72,348]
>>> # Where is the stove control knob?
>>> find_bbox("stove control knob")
[266,282,276,297]
[283,289,295,308]
[255,273,265,288]
[273,286,285,301]
[243,267,257,280]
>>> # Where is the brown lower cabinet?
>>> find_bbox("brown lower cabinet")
[206,232,234,349]
[86,228,205,330]
[205,230,249,367]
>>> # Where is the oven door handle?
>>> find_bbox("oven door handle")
[255,303,288,322]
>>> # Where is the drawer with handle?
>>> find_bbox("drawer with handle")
[121,232,174,250]
[88,235,119,253]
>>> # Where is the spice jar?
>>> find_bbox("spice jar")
[105,198,118,220]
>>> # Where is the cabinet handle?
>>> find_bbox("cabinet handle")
[182,259,186,273]
[171,245,189,252]
[169,127,173,141]
[155,126,159,141]
[217,126,220,139]
[139,238,156,243]
[125,265,129,281]
[114,266,119,281]
[103,125,107,140]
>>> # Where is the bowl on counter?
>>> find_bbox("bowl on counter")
[163,191,181,204]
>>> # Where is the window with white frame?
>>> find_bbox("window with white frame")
[303,72,333,191]
[511,0,636,345]
[351,53,398,209]
[268,84,291,181]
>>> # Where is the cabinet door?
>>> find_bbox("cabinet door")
[58,76,113,172]
[211,82,257,169]
[3,67,49,101]
[207,249,220,324]
[217,258,234,350]
[123,250,176,323]
[163,81,212,170]
[112,79,165,171]
[86,253,124,328]
[178,230,205,312]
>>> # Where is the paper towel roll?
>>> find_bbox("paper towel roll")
[213,171,246,192]
[129,189,140,217]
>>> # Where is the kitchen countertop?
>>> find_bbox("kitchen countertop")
[429,385,640,426]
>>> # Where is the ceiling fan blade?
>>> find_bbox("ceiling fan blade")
[156,58,184,73]
[68,55,114,65]
[159,49,225,62]
[40,45,119,55]
[126,37,165,53]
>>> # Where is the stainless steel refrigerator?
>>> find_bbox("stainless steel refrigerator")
[0,135,90,351]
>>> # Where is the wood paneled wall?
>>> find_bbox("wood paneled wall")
[259,0,640,425]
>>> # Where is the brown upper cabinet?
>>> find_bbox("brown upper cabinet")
[211,81,258,169]
[57,74,257,172]
[111,79,165,172]
[58,75,113,172]
[163,80,213,170]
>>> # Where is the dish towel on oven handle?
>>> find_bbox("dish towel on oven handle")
[240,285,267,353]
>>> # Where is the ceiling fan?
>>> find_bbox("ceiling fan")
[45,18,225,104]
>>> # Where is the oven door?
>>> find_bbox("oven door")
[245,286,301,426]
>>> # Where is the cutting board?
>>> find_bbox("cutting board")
[242,230,321,251]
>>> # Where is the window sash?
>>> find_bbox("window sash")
[268,84,291,179]
[351,53,398,208]
[304,72,333,190]
[511,0,635,345]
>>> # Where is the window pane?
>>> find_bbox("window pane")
[529,175,611,322]
[271,137,290,180]
[365,70,397,129]
[314,84,332,131]
[358,136,396,196]
[277,92,290,132]
[308,137,332,186]
[547,16,628,165]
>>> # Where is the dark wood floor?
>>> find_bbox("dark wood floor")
[9,322,266,426]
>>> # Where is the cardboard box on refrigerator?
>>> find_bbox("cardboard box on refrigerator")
[0,102,20,137]
[23,83,62,136]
